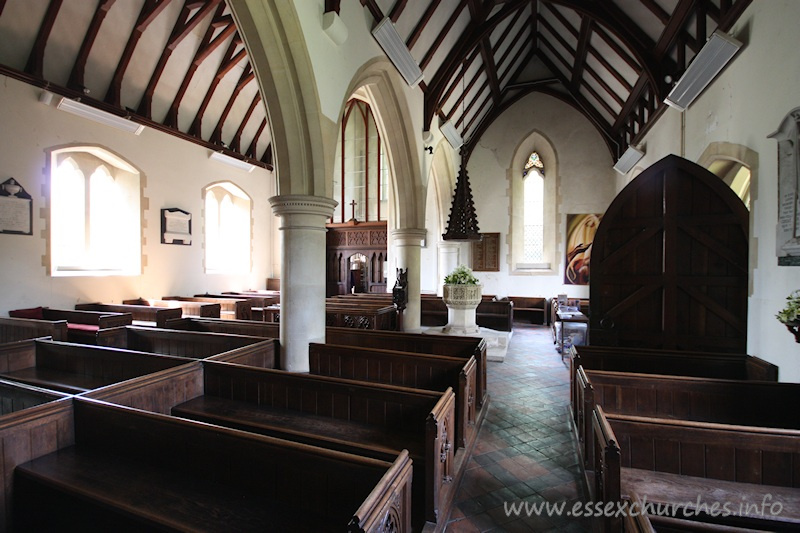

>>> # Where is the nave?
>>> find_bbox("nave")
[446,324,591,532]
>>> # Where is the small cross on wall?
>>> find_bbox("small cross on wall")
[350,199,357,221]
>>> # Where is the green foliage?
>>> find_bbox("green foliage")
[776,290,800,324]
[444,264,479,285]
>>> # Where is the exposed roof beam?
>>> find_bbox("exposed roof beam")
[480,39,502,103]
[137,0,223,119]
[406,0,442,50]
[571,16,592,91]
[420,0,469,70]
[25,0,62,78]
[68,0,116,92]
[106,0,172,107]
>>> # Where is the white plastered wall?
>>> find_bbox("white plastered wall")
[0,75,273,311]
[466,91,617,300]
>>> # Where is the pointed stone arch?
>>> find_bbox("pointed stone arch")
[339,58,425,231]
[229,1,326,196]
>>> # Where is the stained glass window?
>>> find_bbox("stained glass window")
[523,152,544,177]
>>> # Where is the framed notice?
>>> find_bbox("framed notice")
[161,208,192,245]
[0,178,32,235]
[472,232,500,271]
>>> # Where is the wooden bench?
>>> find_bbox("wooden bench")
[8,307,133,344]
[508,296,548,325]
[14,396,413,532]
[75,302,183,328]
[309,342,478,450]
[0,316,69,343]
[575,366,800,473]
[569,344,778,430]
[0,379,73,530]
[95,325,276,367]
[163,318,489,410]
[0,338,192,394]
[420,296,514,331]
[592,406,800,532]
[163,295,253,320]
[123,297,221,318]
[86,360,455,529]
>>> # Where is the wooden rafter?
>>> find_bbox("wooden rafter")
[68,0,116,93]
[25,0,62,78]
[137,0,223,119]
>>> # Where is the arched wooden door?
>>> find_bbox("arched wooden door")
[590,155,749,353]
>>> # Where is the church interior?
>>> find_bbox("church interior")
[0,0,798,531]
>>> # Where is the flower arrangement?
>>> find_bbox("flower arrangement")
[776,290,800,343]
[776,290,800,325]
[444,264,479,285]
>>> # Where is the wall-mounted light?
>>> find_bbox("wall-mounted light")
[613,145,645,174]
[664,30,743,111]
[371,17,423,87]
[209,151,256,173]
[440,119,463,149]
[424,146,433,155]
[57,97,144,135]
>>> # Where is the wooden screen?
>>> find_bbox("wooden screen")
[590,155,749,353]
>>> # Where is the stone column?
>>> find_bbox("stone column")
[391,228,427,332]
[437,241,461,296]
[269,195,337,372]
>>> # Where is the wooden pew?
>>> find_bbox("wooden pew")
[8,307,133,344]
[0,338,192,394]
[323,302,398,330]
[95,325,276,367]
[419,296,514,331]
[14,395,414,532]
[508,296,548,325]
[0,379,73,531]
[569,345,778,434]
[0,316,68,343]
[163,317,489,409]
[592,406,800,532]
[575,366,800,474]
[309,342,478,449]
[86,361,455,529]
[163,295,253,320]
[175,362,455,529]
[570,345,779,473]
[123,297,221,318]
[76,302,183,328]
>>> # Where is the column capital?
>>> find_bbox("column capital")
[391,228,427,245]
[269,194,337,218]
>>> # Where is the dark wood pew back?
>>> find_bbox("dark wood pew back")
[87,361,455,527]
[76,302,183,327]
[0,317,68,343]
[0,381,73,532]
[0,339,191,394]
[95,325,275,365]
[14,396,413,532]
[593,406,800,532]
[123,297,221,318]
[161,317,489,409]
[163,295,253,320]
[308,342,477,449]
[326,327,488,408]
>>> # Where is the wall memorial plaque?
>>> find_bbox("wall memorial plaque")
[161,208,192,245]
[769,108,800,266]
[0,178,32,235]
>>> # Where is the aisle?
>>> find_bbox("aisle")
[444,324,591,532]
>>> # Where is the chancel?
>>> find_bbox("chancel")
[0,1,798,531]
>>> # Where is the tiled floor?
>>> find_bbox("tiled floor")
[444,323,592,532]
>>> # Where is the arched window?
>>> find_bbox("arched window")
[523,152,545,263]
[332,99,387,223]
[510,141,556,273]
[204,182,251,273]
[708,159,751,209]
[49,148,141,276]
